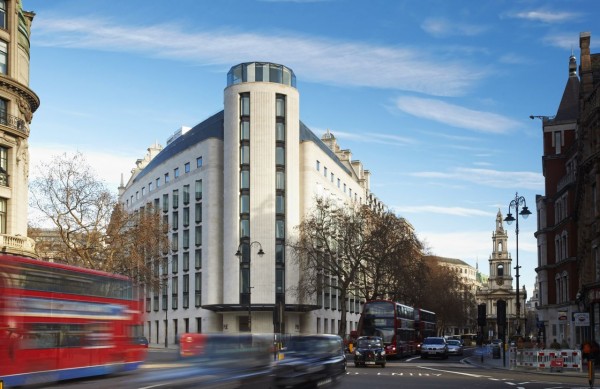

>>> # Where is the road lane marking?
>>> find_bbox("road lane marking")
[419,366,490,378]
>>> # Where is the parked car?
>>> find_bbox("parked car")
[133,336,149,348]
[446,339,463,356]
[420,337,448,359]
[353,336,386,368]
[273,334,347,388]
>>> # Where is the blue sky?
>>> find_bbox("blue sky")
[25,0,600,299]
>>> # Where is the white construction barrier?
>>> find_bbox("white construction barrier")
[512,348,582,372]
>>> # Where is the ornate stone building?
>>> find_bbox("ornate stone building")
[476,210,520,340]
[0,0,39,256]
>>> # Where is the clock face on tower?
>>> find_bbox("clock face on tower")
[496,278,504,286]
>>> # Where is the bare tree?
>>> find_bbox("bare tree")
[359,210,425,305]
[29,152,167,287]
[289,197,368,336]
[417,261,475,335]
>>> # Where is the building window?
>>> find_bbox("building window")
[276,147,285,166]
[240,170,250,189]
[276,195,285,214]
[276,243,285,263]
[183,207,189,227]
[276,171,285,190]
[240,219,250,238]
[195,249,202,269]
[172,211,178,230]
[156,177,161,188]
[240,94,250,116]
[0,146,7,186]
[195,272,202,307]
[195,226,202,246]
[240,145,250,165]
[241,121,250,140]
[0,198,5,234]
[183,185,190,205]
[276,268,285,294]
[195,203,202,223]
[337,178,340,188]
[276,95,285,118]
[183,229,189,249]
[149,182,153,191]
[172,276,178,310]
[184,162,190,174]
[195,180,203,200]
[172,232,178,252]
[316,160,320,171]
[276,219,284,239]
[196,157,203,168]
[172,254,178,273]
[173,189,179,209]
[276,122,285,141]
[183,274,189,309]
[0,1,6,30]
[240,194,250,213]
[0,40,6,74]
[165,173,170,183]
[183,251,189,272]
[162,194,169,212]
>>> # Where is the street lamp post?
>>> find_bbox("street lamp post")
[235,241,265,332]
[504,192,532,336]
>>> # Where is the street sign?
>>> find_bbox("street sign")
[573,312,590,326]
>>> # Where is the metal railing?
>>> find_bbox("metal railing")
[0,110,27,136]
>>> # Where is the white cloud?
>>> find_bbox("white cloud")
[32,16,486,97]
[421,18,487,38]
[410,167,543,190]
[512,10,579,23]
[392,205,494,217]
[395,96,521,134]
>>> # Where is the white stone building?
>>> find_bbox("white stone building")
[118,62,383,346]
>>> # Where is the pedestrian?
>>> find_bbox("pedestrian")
[550,338,561,349]
[583,341,592,362]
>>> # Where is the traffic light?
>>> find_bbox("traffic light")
[477,303,487,327]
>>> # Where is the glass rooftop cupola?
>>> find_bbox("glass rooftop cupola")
[227,62,296,88]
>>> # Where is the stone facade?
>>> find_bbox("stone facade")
[0,1,39,256]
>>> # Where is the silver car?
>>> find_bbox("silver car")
[446,339,463,356]
[420,337,448,359]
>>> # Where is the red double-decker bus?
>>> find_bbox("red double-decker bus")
[415,308,437,353]
[355,300,417,358]
[0,254,146,387]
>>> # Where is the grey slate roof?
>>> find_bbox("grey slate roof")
[133,111,352,183]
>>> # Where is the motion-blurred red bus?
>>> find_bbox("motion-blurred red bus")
[0,254,146,387]
[355,300,417,358]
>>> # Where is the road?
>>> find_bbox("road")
[35,348,597,389]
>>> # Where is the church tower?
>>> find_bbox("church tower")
[489,209,512,290]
